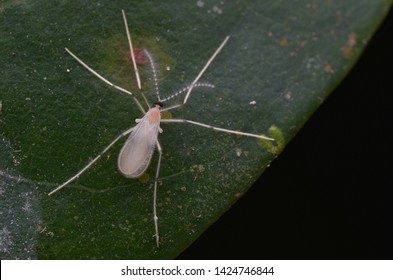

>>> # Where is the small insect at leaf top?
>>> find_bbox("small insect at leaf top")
[48,10,275,248]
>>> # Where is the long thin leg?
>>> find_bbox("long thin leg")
[161,118,274,141]
[183,36,230,105]
[153,140,163,247]
[65,48,146,114]
[122,10,150,109]
[48,127,135,196]
[122,10,141,90]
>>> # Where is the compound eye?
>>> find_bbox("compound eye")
[153,101,163,108]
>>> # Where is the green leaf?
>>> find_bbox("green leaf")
[0,0,391,259]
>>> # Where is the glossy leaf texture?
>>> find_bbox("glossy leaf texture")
[0,0,391,259]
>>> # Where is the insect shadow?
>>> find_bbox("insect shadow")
[49,10,274,247]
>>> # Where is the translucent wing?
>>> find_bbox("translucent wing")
[118,108,161,178]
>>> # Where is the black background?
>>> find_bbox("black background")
[178,8,393,259]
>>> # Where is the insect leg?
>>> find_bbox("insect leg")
[182,36,229,105]
[161,118,274,141]
[48,127,135,196]
[153,139,163,247]
[65,48,147,114]
[121,10,150,109]
[160,36,229,112]
[122,10,141,90]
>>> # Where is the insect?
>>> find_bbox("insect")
[48,10,274,247]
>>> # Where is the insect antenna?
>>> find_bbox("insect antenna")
[160,83,215,103]
[143,49,162,103]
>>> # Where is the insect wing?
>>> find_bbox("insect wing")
[118,113,160,178]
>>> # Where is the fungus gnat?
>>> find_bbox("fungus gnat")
[49,10,274,247]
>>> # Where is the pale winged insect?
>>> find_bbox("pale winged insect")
[49,10,274,247]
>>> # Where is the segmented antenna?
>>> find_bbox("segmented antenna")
[143,49,161,102]
[160,83,215,102]
[143,49,217,104]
